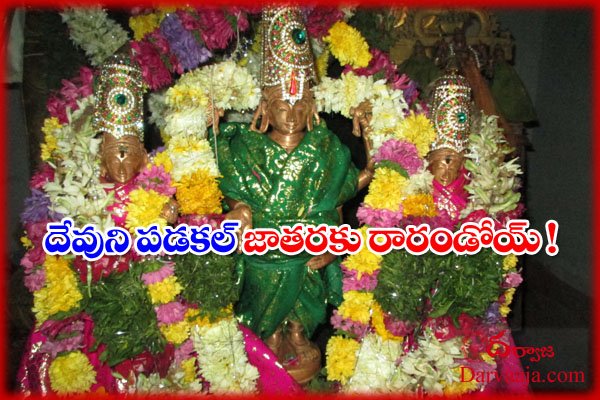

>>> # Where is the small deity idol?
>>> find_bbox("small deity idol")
[426,66,472,222]
[93,52,177,225]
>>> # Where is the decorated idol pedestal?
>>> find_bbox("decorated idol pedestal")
[17,5,531,396]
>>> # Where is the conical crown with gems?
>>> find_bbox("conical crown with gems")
[93,51,146,141]
[428,67,472,153]
[260,7,318,105]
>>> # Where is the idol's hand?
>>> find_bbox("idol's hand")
[207,102,224,135]
[306,253,337,271]
[351,100,373,140]
[225,201,252,253]
[160,199,179,225]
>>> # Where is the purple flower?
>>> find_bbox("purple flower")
[160,13,212,71]
[373,139,423,175]
[357,204,404,228]
[20,189,52,225]
[485,302,502,324]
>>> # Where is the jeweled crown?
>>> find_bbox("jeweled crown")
[93,52,145,141]
[429,68,472,153]
[261,7,317,105]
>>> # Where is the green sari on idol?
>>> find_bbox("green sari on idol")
[214,122,359,339]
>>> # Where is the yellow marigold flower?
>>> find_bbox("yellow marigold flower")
[152,151,173,173]
[326,336,360,384]
[364,167,408,211]
[160,320,190,345]
[49,351,96,394]
[395,112,436,157]
[175,169,223,215]
[499,288,516,317]
[33,256,82,324]
[125,189,169,232]
[344,250,381,279]
[181,357,198,383]
[371,301,404,342]
[338,291,374,324]
[316,49,330,80]
[503,254,518,271]
[129,13,160,41]
[402,194,437,217]
[42,117,62,136]
[40,134,58,162]
[147,276,183,304]
[324,21,372,68]
[443,367,478,395]
[20,235,33,249]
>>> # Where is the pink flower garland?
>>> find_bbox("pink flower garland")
[141,263,175,285]
[46,67,94,124]
[373,138,423,175]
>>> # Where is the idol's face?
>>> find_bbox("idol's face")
[427,148,464,186]
[101,134,146,184]
[264,88,313,135]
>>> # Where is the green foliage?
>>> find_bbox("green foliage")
[374,251,438,322]
[173,253,240,321]
[376,160,409,178]
[374,249,505,324]
[84,260,165,366]
[348,9,393,53]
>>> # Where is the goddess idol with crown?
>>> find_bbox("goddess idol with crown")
[213,7,375,384]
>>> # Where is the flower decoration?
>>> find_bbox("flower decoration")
[61,8,129,66]
[324,21,372,68]
[48,351,97,394]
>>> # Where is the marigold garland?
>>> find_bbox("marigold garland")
[338,291,375,325]
[363,167,408,211]
[146,276,183,305]
[395,112,436,157]
[174,169,223,215]
[324,21,372,68]
[32,256,82,324]
[125,188,169,231]
[48,351,97,394]
[326,336,360,385]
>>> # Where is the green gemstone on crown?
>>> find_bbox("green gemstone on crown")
[115,93,127,106]
[457,111,467,123]
[291,28,306,45]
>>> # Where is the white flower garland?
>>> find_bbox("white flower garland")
[192,319,259,394]
[344,333,403,393]
[43,96,115,230]
[389,330,463,393]
[313,72,410,153]
[461,115,523,217]
[60,8,130,67]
